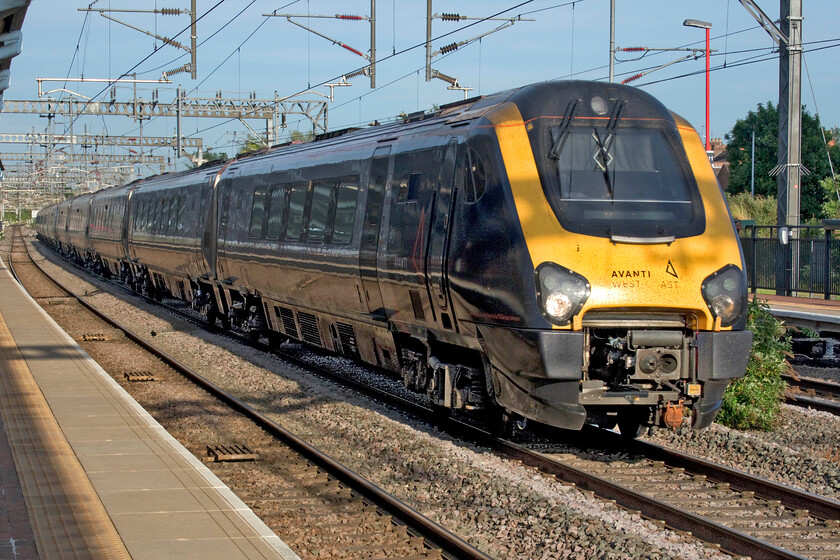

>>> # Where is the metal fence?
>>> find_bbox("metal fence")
[738,221,840,299]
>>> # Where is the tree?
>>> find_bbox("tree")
[289,129,313,143]
[725,102,838,221]
[238,134,266,156]
[821,177,840,220]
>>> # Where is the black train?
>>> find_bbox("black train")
[36,80,753,436]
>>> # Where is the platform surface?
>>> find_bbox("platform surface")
[0,253,299,560]
[759,293,840,333]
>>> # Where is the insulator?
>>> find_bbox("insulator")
[164,63,190,77]
[439,42,458,54]
[337,14,363,20]
[344,67,368,79]
[161,36,186,50]
[341,44,365,57]
[441,13,462,21]
[160,8,182,15]
[622,73,643,84]
[621,47,646,52]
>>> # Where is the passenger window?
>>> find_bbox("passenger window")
[177,194,186,232]
[265,186,286,240]
[249,186,268,238]
[153,200,165,233]
[168,197,179,234]
[139,200,148,231]
[284,183,308,241]
[308,180,333,243]
[331,180,358,245]
[151,201,159,233]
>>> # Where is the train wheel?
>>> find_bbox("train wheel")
[203,308,217,327]
[491,410,528,442]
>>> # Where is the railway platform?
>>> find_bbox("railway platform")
[0,254,299,560]
[759,293,840,334]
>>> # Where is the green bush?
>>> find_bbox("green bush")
[716,298,789,431]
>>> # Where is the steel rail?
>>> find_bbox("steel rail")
[785,392,840,415]
[783,374,840,415]
[622,436,840,521]
[18,232,492,560]
[492,437,812,560]
[784,373,840,395]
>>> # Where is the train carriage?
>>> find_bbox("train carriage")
[58,193,94,263]
[36,80,753,435]
[87,183,133,278]
[125,165,222,300]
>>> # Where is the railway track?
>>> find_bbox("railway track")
[784,374,840,416]
[22,230,840,560]
[7,227,491,560]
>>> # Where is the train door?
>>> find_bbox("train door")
[199,172,219,279]
[122,188,134,258]
[425,138,458,330]
[216,168,238,282]
[359,146,390,315]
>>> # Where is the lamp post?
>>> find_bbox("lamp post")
[683,19,712,153]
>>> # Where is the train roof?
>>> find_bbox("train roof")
[37,79,678,212]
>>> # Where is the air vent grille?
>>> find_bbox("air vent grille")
[336,322,360,359]
[276,306,298,339]
[297,312,322,346]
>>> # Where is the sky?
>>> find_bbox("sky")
[2,0,839,178]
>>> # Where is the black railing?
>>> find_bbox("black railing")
[738,220,840,299]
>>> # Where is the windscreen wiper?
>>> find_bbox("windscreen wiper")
[548,99,579,160]
[591,127,615,198]
[591,99,626,198]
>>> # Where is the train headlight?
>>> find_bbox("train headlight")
[701,265,747,328]
[536,263,590,326]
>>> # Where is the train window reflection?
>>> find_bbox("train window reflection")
[545,124,701,237]
[332,180,358,245]
[249,186,268,238]
[168,196,179,234]
[265,186,286,240]
[284,183,308,241]
[176,195,186,233]
[308,180,332,242]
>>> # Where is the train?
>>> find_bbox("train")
[35,80,753,437]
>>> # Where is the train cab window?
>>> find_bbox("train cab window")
[284,182,308,241]
[465,148,490,203]
[249,186,268,238]
[265,185,286,240]
[308,180,333,243]
[331,179,358,245]
[540,120,704,238]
